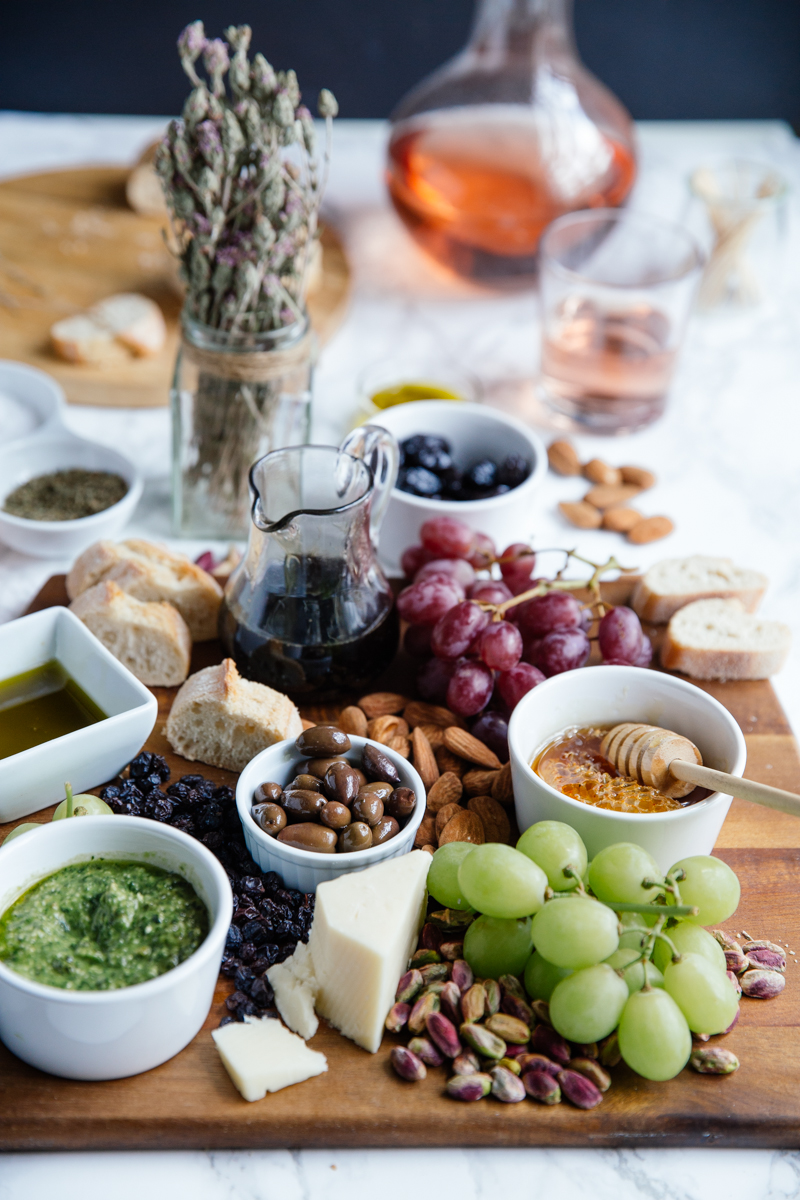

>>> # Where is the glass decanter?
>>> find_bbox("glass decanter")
[387,0,637,286]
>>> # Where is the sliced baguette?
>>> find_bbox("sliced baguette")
[50,314,128,366]
[67,538,222,641]
[632,555,767,625]
[165,658,303,772]
[661,598,790,681]
[70,581,191,687]
[90,293,166,357]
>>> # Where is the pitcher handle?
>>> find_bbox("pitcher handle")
[339,424,399,546]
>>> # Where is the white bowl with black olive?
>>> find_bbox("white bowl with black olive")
[236,728,427,893]
[0,815,232,1080]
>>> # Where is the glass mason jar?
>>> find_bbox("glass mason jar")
[387,0,637,287]
[171,312,316,539]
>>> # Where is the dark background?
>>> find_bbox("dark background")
[1,1,798,127]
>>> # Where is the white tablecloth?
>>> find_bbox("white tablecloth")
[1,113,799,1197]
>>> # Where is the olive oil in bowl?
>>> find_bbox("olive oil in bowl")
[0,660,106,760]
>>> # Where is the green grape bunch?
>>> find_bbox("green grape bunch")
[426,824,744,1083]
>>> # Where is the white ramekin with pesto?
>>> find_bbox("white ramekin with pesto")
[0,816,231,1080]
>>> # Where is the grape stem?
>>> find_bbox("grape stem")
[612,900,699,917]
[484,553,633,621]
[65,782,74,819]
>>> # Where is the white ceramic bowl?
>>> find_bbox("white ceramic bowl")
[508,665,747,873]
[0,607,157,822]
[236,735,427,892]
[0,816,232,1080]
[370,401,547,575]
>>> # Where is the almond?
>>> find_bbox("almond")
[417,722,445,748]
[559,501,602,530]
[436,802,463,840]
[627,515,674,544]
[438,809,485,846]
[583,458,621,486]
[426,771,464,812]
[300,718,316,731]
[435,745,466,777]
[412,726,440,790]
[404,700,465,729]
[414,815,437,848]
[584,483,642,510]
[547,438,581,476]
[462,768,500,797]
[367,714,409,744]
[389,734,411,758]
[338,705,368,737]
[619,465,656,490]
[358,692,408,719]
[491,761,514,805]
[443,727,502,770]
[420,844,436,857]
[467,795,511,844]
[602,506,642,533]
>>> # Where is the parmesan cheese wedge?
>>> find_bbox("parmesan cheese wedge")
[211,1017,327,1101]
[266,942,319,1040]
[308,850,431,1053]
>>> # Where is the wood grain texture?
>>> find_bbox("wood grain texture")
[1,575,798,1150]
[0,168,350,407]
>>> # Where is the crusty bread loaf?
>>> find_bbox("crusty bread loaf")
[632,556,767,625]
[661,598,790,681]
[70,581,191,687]
[90,293,166,357]
[165,658,303,772]
[67,538,222,641]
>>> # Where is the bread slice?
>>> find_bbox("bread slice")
[661,598,791,681]
[165,658,303,772]
[50,314,128,366]
[90,293,166,357]
[67,539,223,641]
[632,556,767,625]
[70,581,191,687]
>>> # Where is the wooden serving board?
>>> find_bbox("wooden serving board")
[1,575,799,1150]
[0,167,350,407]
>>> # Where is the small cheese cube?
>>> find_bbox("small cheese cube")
[211,1017,327,1101]
[267,942,319,1040]
[308,850,431,1053]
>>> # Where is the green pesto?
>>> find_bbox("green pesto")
[0,860,208,991]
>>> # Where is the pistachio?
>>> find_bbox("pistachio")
[429,908,476,930]
[452,1050,481,1076]
[440,980,463,1025]
[727,970,743,997]
[575,1043,599,1060]
[712,930,749,974]
[531,1024,571,1065]
[408,1036,444,1067]
[490,1065,527,1103]
[598,1031,622,1068]
[390,1045,426,1082]
[498,1056,522,1076]
[518,1052,560,1078]
[396,968,424,1004]
[740,968,786,999]
[501,993,534,1025]
[425,982,448,996]
[568,1057,611,1092]
[742,940,787,972]
[408,991,441,1035]
[523,1069,561,1104]
[420,962,451,985]
[556,1068,603,1109]
[420,922,443,951]
[426,1011,463,1059]
[461,982,486,1024]
[504,1044,528,1060]
[723,1008,739,1034]
[440,940,465,962]
[409,948,441,969]
[451,959,474,994]
[485,1013,531,1044]
[483,978,501,1016]
[690,1046,740,1075]
[446,1072,492,1101]
[498,974,526,1000]
[460,1022,506,1060]
[530,999,552,1026]
[385,1002,410,1032]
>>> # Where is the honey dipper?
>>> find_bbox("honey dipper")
[599,723,800,818]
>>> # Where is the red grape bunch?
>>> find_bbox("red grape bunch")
[397,516,652,750]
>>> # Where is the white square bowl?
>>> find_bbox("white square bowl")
[0,607,158,821]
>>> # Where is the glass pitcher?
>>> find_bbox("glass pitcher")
[386,0,637,287]
[219,426,400,701]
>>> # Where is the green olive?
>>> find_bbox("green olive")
[53,794,113,819]
[2,822,42,845]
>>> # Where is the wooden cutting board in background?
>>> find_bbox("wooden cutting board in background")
[0,167,350,408]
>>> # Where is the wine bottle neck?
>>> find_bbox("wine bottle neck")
[468,0,575,58]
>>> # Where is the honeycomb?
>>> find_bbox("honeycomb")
[534,727,684,814]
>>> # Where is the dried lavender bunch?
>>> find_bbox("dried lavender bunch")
[156,21,337,334]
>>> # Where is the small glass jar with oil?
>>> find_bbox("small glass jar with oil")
[353,351,480,427]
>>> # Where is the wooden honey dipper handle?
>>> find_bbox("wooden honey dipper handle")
[600,722,800,818]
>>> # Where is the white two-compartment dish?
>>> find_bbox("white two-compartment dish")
[0,606,157,822]
[0,816,232,1080]
[236,735,427,892]
[370,400,547,575]
[508,665,747,872]
[0,360,142,557]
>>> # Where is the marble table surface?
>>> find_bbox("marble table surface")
[1,112,799,1197]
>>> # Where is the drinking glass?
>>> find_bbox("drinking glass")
[538,209,704,433]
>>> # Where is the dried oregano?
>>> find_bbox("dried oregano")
[156,21,337,334]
